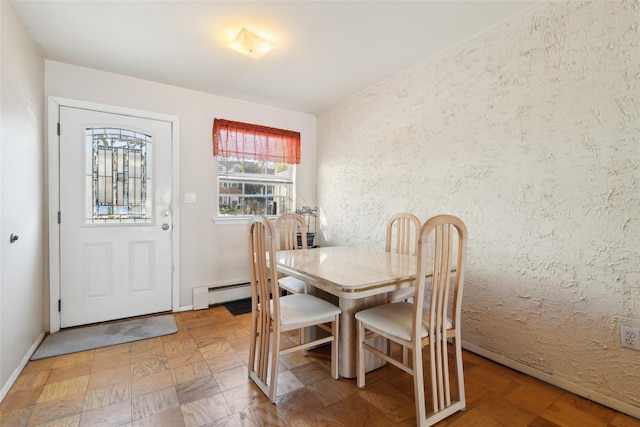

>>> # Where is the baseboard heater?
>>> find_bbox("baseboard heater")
[192,281,251,310]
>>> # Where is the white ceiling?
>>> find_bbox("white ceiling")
[13,1,540,115]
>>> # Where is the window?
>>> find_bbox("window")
[213,119,300,217]
[86,128,152,224]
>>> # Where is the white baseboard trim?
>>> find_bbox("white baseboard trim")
[192,281,252,310]
[463,342,640,419]
[0,331,45,403]
[208,283,251,305]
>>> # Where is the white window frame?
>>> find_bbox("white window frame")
[215,156,295,223]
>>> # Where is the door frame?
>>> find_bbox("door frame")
[47,97,180,333]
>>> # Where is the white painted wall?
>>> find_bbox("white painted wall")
[317,0,639,415]
[45,61,316,311]
[0,1,45,401]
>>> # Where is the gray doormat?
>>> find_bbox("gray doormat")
[31,314,177,360]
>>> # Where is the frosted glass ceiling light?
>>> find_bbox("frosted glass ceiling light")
[228,28,275,59]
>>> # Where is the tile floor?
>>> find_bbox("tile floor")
[0,306,639,426]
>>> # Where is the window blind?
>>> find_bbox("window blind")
[213,119,301,165]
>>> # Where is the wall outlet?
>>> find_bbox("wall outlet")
[621,325,640,350]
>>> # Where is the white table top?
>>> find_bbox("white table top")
[274,246,418,299]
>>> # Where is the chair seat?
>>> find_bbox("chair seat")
[387,287,415,303]
[355,302,451,341]
[272,293,341,326]
[278,276,307,294]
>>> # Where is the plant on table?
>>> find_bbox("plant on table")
[294,206,318,247]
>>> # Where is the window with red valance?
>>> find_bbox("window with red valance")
[213,119,300,165]
[213,119,300,217]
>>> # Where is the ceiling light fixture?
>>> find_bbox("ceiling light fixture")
[228,27,275,59]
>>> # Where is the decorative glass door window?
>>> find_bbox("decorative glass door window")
[86,128,152,223]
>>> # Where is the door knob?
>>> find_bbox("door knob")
[10,234,19,243]
[162,224,170,231]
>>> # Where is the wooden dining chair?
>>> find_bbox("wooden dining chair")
[274,213,309,295]
[385,212,421,303]
[384,212,421,364]
[248,215,341,403]
[356,214,468,426]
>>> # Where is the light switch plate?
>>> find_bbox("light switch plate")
[184,192,196,203]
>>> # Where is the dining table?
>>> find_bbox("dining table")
[273,245,420,379]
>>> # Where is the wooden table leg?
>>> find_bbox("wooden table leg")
[337,294,388,378]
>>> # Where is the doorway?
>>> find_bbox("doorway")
[48,98,180,331]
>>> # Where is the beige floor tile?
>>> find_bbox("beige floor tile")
[275,388,325,422]
[275,369,305,397]
[175,375,221,405]
[130,406,185,427]
[220,382,267,413]
[205,352,245,375]
[131,386,179,421]
[130,346,167,364]
[287,406,345,427]
[161,330,193,343]
[131,357,170,378]
[358,381,415,424]
[87,365,132,391]
[476,394,538,426]
[326,393,385,427]
[504,376,562,415]
[35,412,82,427]
[306,377,360,407]
[164,338,198,355]
[0,406,34,427]
[609,412,640,427]
[1,386,45,412]
[130,337,164,352]
[38,376,90,403]
[27,393,84,426]
[46,362,92,385]
[82,380,131,411]
[21,358,56,375]
[180,393,231,427]
[171,361,212,385]
[52,352,95,369]
[94,343,130,358]
[236,400,287,426]
[539,396,611,427]
[213,365,249,392]
[289,360,332,386]
[166,350,204,370]
[199,339,235,359]
[131,370,174,398]
[11,370,50,392]
[91,351,131,372]
[78,399,131,427]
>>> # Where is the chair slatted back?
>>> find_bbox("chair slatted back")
[248,215,280,383]
[275,213,307,250]
[413,214,467,413]
[385,213,421,256]
[249,215,340,402]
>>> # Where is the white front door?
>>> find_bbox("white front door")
[58,106,174,327]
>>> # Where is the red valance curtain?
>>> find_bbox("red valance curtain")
[213,119,301,165]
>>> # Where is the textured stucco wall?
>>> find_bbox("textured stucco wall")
[316,1,640,410]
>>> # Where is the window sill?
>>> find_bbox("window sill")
[213,215,278,225]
